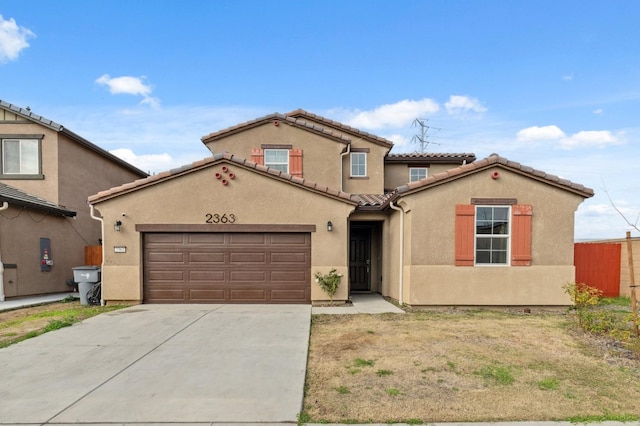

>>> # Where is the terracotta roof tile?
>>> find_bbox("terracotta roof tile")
[0,182,76,217]
[386,152,476,164]
[285,109,393,148]
[395,153,594,198]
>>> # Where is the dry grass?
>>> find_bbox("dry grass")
[304,310,640,423]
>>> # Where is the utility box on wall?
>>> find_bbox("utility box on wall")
[40,238,52,272]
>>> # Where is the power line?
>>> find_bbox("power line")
[411,118,441,152]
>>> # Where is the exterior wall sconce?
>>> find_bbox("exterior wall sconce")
[114,220,122,232]
[327,221,333,232]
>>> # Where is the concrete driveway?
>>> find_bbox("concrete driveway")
[0,304,311,424]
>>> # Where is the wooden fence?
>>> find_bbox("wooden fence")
[574,242,621,297]
[84,245,103,266]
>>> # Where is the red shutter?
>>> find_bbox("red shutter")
[251,148,264,165]
[511,204,532,266]
[289,149,303,177]
[455,204,475,266]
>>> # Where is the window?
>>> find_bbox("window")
[264,149,289,173]
[455,203,532,267]
[351,152,367,177]
[475,206,510,265]
[2,138,40,175]
[409,167,427,182]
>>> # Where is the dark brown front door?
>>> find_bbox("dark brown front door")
[349,227,371,291]
[143,232,311,304]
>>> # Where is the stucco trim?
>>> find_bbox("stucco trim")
[135,224,316,233]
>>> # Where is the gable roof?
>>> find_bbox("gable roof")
[0,182,76,217]
[0,100,148,178]
[201,113,352,146]
[386,152,476,164]
[395,153,594,198]
[286,109,394,149]
[89,152,360,206]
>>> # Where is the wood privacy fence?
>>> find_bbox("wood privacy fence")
[84,245,103,266]
[574,242,621,297]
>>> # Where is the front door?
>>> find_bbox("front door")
[349,226,371,291]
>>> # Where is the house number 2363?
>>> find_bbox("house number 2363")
[205,213,236,224]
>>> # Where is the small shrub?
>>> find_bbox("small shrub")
[314,269,342,302]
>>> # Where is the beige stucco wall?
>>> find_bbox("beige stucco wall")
[204,123,346,190]
[384,163,455,190]
[92,159,356,303]
[387,166,585,305]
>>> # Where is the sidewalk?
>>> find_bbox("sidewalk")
[0,291,77,312]
[312,292,405,314]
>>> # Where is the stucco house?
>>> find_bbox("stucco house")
[89,110,594,306]
[0,100,147,300]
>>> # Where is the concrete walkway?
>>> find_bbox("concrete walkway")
[0,291,77,312]
[312,292,405,314]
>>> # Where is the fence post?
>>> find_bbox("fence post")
[626,231,638,337]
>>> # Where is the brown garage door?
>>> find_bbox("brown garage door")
[143,232,311,304]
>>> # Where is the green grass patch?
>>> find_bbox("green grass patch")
[385,388,401,396]
[537,377,560,391]
[376,369,393,377]
[475,365,515,385]
[599,296,632,306]
[353,358,375,367]
[336,385,350,394]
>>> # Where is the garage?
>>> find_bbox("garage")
[143,231,311,304]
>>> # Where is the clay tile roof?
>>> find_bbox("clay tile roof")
[354,193,396,208]
[89,152,358,205]
[285,109,394,148]
[0,182,76,217]
[201,112,351,145]
[395,153,594,198]
[386,152,477,164]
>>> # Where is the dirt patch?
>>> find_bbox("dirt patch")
[305,310,640,423]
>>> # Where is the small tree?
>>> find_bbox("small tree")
[563,282,602,327]
[314,269,342,303]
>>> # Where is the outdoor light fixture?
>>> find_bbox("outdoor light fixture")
[327,221,333,232]
[114,220,122,232]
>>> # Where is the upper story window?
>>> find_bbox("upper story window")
[1,137,42,178]
[409,167,427,182]
[475,206,510,265]
[350,152,367,177]
[264,149,289,173]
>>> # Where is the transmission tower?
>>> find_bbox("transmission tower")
[411,118,440,152]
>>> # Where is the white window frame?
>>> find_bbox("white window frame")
[409,167,428,182]
[474,205,511,266]
[264,149,289,173]
[1,138,41,176]
[350,152,367,177]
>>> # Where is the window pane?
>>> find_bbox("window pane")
[3,140,20,173]
[270,164,288,173]
[494,207,509,221]
[493,221,509,235]
[492,250,507,264]
[264,149,288,173]
[476,221,492,234]
[410,168,427,182]
[351,153,366,176]
[476,250,491,264]
[475,206,510,265]
[21,140,39,174]
[492,237,508,250]
[476,237,491,250]
[476,207,492,220]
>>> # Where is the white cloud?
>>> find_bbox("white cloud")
[0,15,35,63]
[562,73,574,81]
[444,95,487,114]
[345,99,440,129]
[384,134,410,147]
[96,74,160,107]
[516,125,624,150]
[516,125,566,142]
[110,148,175,173]
[593,108,604,115]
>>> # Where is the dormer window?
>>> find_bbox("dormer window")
[264,149,289,173]
[1,136,42,178]
[350,152,367,177]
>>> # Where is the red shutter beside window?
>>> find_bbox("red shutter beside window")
[289,149,303,177]
[511,204,533,266]
[455,204,475,266]
[251,148,264,165]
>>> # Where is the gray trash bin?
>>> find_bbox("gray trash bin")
[72,266,101,306]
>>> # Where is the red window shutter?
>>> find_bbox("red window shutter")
[251,148,264,165]
[289,149,303,177]
[455,204,475,266]
[511,204,532,266]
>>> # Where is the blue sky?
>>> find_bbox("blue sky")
[0,0,638,240]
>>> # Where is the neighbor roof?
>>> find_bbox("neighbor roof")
[386,152,477,164]
[0,100,148,178]
[395,153,595,198]
[286,109,394,148]
[89,152,360,206]
[0,182,76,217]
[201,113,352,146]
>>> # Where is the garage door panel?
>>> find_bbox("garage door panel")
[148,252,185,263]
[189,252,226,264]
[189,270,226,282]
[188,233,225,244]
[144,232,310,304]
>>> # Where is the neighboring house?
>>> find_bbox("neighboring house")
[0,100,147,300]
[89,110,594,306]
